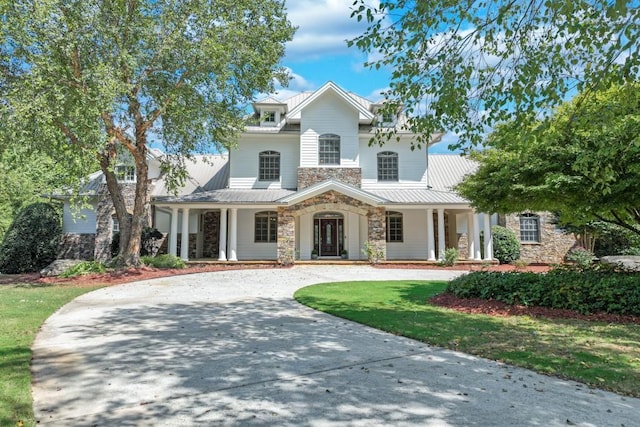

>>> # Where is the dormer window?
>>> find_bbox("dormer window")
[116,165,136,183]
[378,112,396,127]
[261,111,277,126]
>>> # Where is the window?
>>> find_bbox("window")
[377,151,399,181]
[116,165,136,183]
[386,211,403,242]
[259,151,280,181]
[318,134,340,165]
[112,215,119,238]
[520,213,540,243]
[255,211,277,243]
[261,111,276,126]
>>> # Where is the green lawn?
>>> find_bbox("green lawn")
[294,280,640,397]
[0,283,102,427]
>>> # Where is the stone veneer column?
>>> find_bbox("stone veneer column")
[368,207,386,261]
[228,208,238,261]
[218,208,228,261]
[437,208,445,259]
[467,211,475,260]
[277,207,296,265]
[180,207,190,261]
[427,208,436,261]
[169,206,179,257]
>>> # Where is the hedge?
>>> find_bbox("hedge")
[446,270,640,316]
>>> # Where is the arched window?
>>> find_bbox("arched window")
[519,213,540,243]
[318,134,340,165]
[386,211,403,242]
[258,151,280,181]
[377,151,399,181]
[255,211,277,243]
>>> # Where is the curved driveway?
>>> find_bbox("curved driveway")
[33,266,640,426]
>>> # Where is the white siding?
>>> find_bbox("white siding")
[299,213,313,260]
[236,209,277,260]
[229,135,299,189]
[360,139,428,189]
[300,91,360,167]
[347,212,363,260]
[62,203,97,234]
[386,210,428,260]
[155,209,171,233]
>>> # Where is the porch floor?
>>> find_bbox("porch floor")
[186,259,499,266]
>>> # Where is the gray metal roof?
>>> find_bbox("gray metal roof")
[369,189,469,204]
[154,188,295,204]
[427,154,478,192]
[152,155,229,197]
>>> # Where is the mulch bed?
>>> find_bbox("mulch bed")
[429,292,640,325]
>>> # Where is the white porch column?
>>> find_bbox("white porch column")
[427,208,436,261]
[473,213,482,260]
[180,207,190,261]
[437,208,445,259]
[483,213,493,261]
[169,207,178,257]
[218,208,228,261]
[228,208,238,261]
[467,211,475,260]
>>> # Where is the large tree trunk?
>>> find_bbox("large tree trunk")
[120,144,149,267]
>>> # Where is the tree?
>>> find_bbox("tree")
[350,1,640,148]
[456,83,640,236]
[0,202,61,274]
[1,0,295,266]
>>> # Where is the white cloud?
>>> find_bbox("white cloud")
[284,0,380,61]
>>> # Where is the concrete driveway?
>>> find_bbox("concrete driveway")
[32,266,640,426]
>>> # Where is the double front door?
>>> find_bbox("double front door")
[314,216,344,257]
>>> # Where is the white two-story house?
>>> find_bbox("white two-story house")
[58,81,575,264]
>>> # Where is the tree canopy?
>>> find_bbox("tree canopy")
[350,1,640,148]
[456,83,640,235]
[1,0,295,266]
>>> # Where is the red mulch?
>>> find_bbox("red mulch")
[375,263,552,273]
[429,292,640,325]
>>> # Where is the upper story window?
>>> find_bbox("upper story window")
[377,151,399,181]
[258,151,280,181]
[386,211,403,242]
[520,213,541,243]
[319,134,340,165]
[255,211,277,243]
[261,111,277,126]
[116,165,136,183]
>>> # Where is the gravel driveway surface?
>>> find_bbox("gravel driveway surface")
[32,266,640,426]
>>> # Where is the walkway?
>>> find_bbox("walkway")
[32,266,640,426]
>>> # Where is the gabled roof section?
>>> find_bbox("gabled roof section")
[278,179,388,206]
[286,81,375,124]
[253,95,287,114]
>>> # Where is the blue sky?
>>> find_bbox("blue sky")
[268,0,459,154]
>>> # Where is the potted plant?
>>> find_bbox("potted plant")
[341,249,348,259]
[311,249,318,259]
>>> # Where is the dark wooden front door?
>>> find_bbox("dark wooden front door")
[320,219,338,256]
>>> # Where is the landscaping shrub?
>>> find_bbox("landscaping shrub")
[60,261,106,278]
[491,225,520,264]
[141,254,186,269]
[565,247,596,269]
[593,223,640,257]
[0,203,61,274]
[446,269,640,316]
[439,247,459,266]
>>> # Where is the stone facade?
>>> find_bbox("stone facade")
[297,167,362,189]
[202,211,220,258]
[94,182,152,262]
[58,233,96,260]
[503,212,577,264]
[278,190,385,263]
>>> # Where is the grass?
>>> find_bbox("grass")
[0,283,102,427]
[294,280,640,397]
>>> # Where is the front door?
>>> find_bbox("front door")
[320,219,338,256]
[313,215,344,257]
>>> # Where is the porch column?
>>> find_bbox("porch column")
[467,211,475,260]
[169,207,178,257]
[473,213,482,260]
[228,208,238,261]
[180,207,190,261]
[427,208,436,261]
[218,208,228,261]
[437,208,445,259]
[483,213,493,261]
